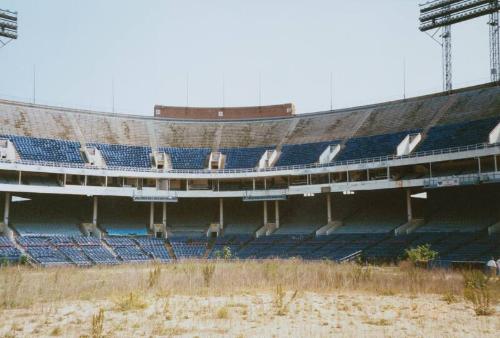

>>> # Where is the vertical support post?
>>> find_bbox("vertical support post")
[263,200,268,225]
[275,200,280,228]
[92,196,98,226]
[3,192,10,226]
[162,202,167,227]
[489,8,499,83]
[149,202,154,230]
[219,198,224,229]
[406,189,413,222]
[326,193,332,223]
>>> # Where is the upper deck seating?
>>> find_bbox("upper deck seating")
[276,141,340,167]
[6,135,84,164]
[336,130,419,162]
[418,117,500,152]
[89,143,152,168]
[160,147,211,169]
[220,146,273,169]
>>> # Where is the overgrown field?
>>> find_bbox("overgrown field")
[0,260,498,337]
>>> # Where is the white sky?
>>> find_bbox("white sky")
[0,0,494,116]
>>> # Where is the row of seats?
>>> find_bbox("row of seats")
[3,117,497,169]
[169,236,208,259]
[159,147,211,169]
[0,236,21,262]
[220,146,273,169]
[276,141,340,166]
[418,117,500,152]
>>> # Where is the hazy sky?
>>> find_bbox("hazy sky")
[0,0,494,116]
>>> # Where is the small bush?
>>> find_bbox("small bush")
[114,292,147,311]
[441,292,458,304]
[19,255,28,265]
[216,306,229,319]
[202,264,216,287]
[405,244,438,264]
[50,326,62,336]
[463,270,495,316]
[91,309,105,338]
[147,265,161,288]
[274,284,298,316]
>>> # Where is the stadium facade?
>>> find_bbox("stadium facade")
[0,82,499,266]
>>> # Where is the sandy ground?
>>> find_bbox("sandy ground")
[0,291,498,338]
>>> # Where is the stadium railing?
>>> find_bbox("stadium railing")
[0,142,498,175]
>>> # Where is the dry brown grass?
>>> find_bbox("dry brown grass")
[0,260,472,309]
[0,260,498,337]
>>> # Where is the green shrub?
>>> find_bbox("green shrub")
[405,244,438,264]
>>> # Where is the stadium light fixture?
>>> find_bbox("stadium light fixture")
[418,0,500,89]
[0,8,17,47]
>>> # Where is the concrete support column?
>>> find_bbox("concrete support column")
[263,201,268,225]
[3,192,10,226]
[275,200,280,228]
[326,193,332,223]
[149,202,155,230]
[406,189,413,222]
[219,198,224,229]
[162,202,167,227]
[92,196,98,226]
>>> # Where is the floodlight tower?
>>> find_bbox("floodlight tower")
[0,8,17,48]
[489,2,499,82]
[419,0,500,91]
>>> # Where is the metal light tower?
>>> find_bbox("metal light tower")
[489,2,499,82]
[419,0,500,91]
[0,8,17,48]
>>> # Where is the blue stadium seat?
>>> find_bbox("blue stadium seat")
[6,135,84,164]
[418,117,500,152]
[220,146,274,169]
[89,143,152,168]
[335,130,420,162]
[276,141,340,166]
[159,147,211,169]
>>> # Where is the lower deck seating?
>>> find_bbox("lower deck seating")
[170,236,208,259]
[103,237,150,262]
[135,237,171,261]
[0,236,21,262]
[17,236,71,266]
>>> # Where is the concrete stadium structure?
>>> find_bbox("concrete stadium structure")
[0,82,499,266]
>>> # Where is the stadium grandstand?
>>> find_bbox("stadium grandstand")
[0,82,499,267]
